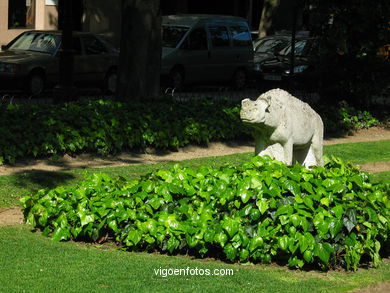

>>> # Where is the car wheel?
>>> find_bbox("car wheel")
[169,68,184,89]
[232,69,247,89]
[105,68,117,94]
[28,72,45,95]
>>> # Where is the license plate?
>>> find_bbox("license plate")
[263,74,282,81]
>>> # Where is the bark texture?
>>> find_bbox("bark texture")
[117,0,161,100]
[258,0,280,37]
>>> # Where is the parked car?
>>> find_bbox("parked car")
[259,38,320,88]
[252,35,291,72]
[0,30,118,95]
[161,14,253,89]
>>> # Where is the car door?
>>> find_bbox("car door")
[206,25,232,81]
[175,27,211,83]
[229,24,253,71]
[71,36,84,85]
[78,34,112,85]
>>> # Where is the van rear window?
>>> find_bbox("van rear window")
[162,26,189,48]
[230,25,252,47]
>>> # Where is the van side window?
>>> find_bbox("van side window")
[230,25,252,47]
[182,28,208,50]
[208,26,230,47]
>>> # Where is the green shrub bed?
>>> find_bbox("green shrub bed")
[21,156,390,271]
[0,98,381,164]
[0,99,249,164]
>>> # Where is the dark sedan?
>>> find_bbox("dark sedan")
[252,35,291,72]
[259,38,320,88]
[0,30,118,95]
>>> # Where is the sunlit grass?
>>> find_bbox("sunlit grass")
[2,226,390,293]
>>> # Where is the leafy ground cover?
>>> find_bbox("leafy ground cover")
[0,99,247,164]
[21,156,390,271]
[0,98,383,164]
[2,225,390,293]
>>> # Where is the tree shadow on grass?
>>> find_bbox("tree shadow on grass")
[9,170,78,193]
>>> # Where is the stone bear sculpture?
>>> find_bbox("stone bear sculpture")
[240,89,324,167]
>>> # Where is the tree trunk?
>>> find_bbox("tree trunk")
[258,0,280,37]
[117,0,161,100]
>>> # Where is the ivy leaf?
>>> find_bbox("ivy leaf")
[148,197,163,210]
[52,227,71,242]
[314,242,333,265]
[329,218,343,238]
[303,197,314,210]
[320,197,330,207]
[224,244,238,260]
[278,235,289,251]
[256,199,269,215]
[299,235,309,253]
[214,232,228,247]
[126,230,142,246]
[290,214,301,227]
[239,189,252,204]
[283,180,300,196]
[251,177,262,189]
[79,212,94,227]
[343,217,355,233]
[331,205,344,219]
[239,249,249,262]
[249,236,264,252]
[167,236,179,253]
[222,218,240,238]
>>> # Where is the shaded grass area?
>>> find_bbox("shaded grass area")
[2,226,390,293]
[1,140,389,209]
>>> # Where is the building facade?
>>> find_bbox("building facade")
[0,0,59,47]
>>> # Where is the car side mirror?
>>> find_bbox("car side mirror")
[1,45,8,51]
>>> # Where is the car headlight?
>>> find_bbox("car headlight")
[294,65,308,73]
[0,62,20,73]
[253,63,261,71]
[284,65,308,75]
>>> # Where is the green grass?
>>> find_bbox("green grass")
[2,226,390,293]
[1,140,390,209]
[324,140,390,164]
[371,171,390,183]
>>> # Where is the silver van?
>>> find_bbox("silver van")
[161,14,253,89]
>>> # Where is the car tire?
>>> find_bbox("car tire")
[104,68,117,94]
[232,69,247,90]
[169,68,185,89]
[28,72,45,96]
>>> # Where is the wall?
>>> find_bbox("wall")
[44,3,58,30]
[0,0,26,47]
[0,0,58,48]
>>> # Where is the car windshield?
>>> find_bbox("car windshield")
[162,25,189,48]
[255,38,289,54]
[8,32,61,55]
[279,40,313,56]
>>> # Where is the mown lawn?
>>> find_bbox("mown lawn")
[324,140,390,164]
[2,226,390,293]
